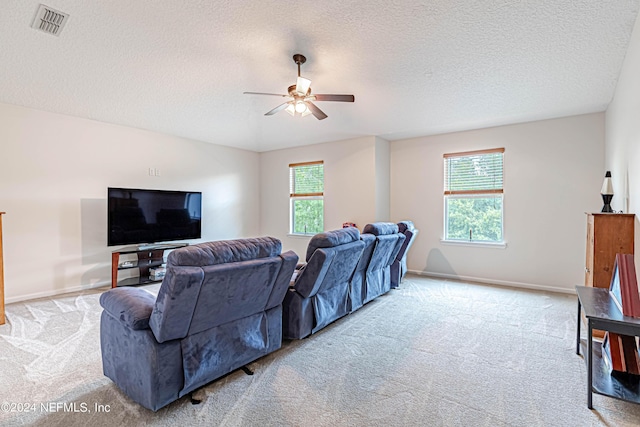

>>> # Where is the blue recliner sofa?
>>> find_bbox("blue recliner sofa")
[354,222,405,307]
[282,227,365,339]
[99,237,298,411]
[390,221,419,289]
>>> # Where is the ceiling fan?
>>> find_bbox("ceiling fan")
[244,54,355,120]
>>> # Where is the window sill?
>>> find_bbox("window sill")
[440,239,507,249]
[287,233,315,239]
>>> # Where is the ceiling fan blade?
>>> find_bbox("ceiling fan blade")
[244,91,290,97]
[305,101,328,120]
[265,102,291,116]
[313,94,355,102]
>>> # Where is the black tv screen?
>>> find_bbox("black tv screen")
[108,187,202,246]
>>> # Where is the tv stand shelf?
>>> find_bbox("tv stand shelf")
[578,339,640,404]
[111,243,187,288]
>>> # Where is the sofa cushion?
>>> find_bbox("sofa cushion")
[305,227,361,262]
[168,237,282,267]
[362,222,399,236]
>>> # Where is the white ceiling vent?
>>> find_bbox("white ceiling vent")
[31,4,69,36]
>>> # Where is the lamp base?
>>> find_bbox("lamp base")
[602,194,614,213]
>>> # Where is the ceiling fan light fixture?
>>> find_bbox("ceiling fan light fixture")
[295,76,311,96]
[285,104,295,116]
[295,101,308,114]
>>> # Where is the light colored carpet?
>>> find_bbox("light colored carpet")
[1,275,640,426]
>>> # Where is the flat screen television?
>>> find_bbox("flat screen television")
[108,187,202,246]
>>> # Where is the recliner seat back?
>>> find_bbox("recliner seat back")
[149,237,294,343]
[361,222,406,304]
[283,227,365,339]
[349,233,376,312]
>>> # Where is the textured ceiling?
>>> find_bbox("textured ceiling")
[1,1,639,152]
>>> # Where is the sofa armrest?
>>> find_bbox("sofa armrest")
[99,287,156,330]
[290,263,307,286]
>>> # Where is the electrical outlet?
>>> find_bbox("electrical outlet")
[149,168,154,176]
[156,168,160,176]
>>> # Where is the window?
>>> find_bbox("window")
[443,148,504,243]
[289,161,324,235]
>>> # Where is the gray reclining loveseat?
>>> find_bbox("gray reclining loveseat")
[282,227,364,339]
[99,237,297,411]
[353,222,405,307]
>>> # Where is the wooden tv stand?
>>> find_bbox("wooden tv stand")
[111,243,187,288]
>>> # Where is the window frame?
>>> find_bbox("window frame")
[442,148,505,246]
[289,160,324,236]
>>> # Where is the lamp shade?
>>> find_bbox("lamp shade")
[601,171,614,195]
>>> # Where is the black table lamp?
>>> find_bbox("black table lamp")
[601,171,614,213]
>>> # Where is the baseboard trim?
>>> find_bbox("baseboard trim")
[407,270,576,295]
[5,281,110,304]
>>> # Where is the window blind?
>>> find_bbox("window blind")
[443,148,504,195]
[289,161,324,197]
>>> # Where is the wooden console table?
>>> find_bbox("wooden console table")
[1,212,5,325]
[575,285,640,409]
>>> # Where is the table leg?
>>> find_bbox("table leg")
[588,318,593,410]
[576,299,581,355]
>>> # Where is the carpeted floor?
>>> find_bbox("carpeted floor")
[1,275,640,426]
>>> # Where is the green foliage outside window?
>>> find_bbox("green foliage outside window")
[446,197,503,241]
[292,199,324,234]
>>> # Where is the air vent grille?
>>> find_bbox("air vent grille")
[31,4,69,36]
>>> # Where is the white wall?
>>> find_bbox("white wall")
[375,137,390,221]
[0,103,260,302]
[390,113,605,293]
[259,136,380,257]
[605,11,640,257]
